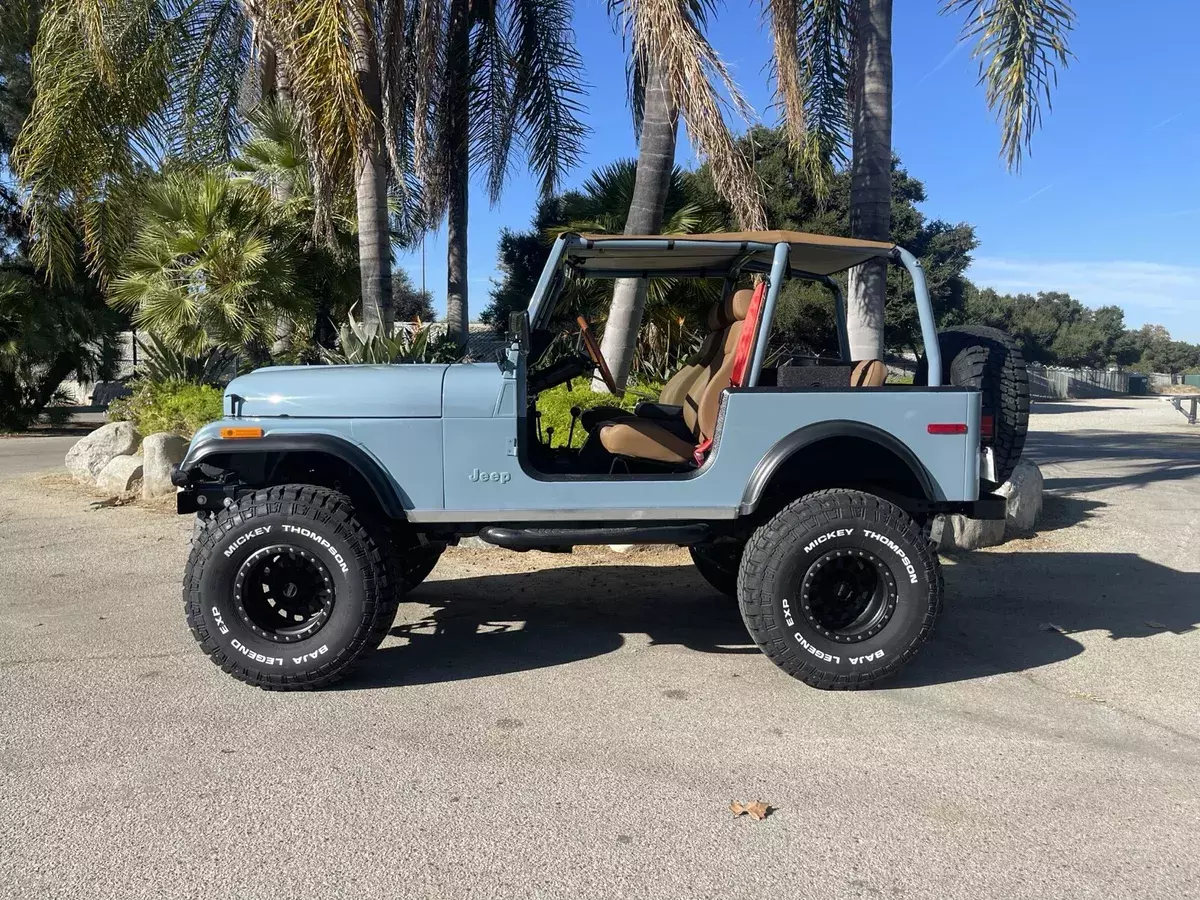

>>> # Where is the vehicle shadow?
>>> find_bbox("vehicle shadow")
[344,551,1199,691]
[893,550,1200,688]
[348,564,755,689]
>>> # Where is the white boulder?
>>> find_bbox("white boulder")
[65,421,140,483]
[937,514,1005,552]
[142,432,189,499]
[997,459,1044,534]
[96,454,144,494]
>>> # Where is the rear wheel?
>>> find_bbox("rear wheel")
[916,325,1029,486]
[738,490,942,690]
[183,484,398,690]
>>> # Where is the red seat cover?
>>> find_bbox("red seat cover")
[729,281,767,388]
[694,282,768,466]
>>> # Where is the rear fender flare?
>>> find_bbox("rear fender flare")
[739,420,936,515]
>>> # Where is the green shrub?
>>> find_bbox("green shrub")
[107,379,224,437]
[535,382,662,448]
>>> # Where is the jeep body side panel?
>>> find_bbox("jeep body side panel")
[181,418,443,513]
[427,365,978,523]
[228,364,449,418]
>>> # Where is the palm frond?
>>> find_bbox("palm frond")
[944,0,1075,170]
[612,0,766,230]
[764,0,852,199]
[411,0,448,213]
[470,4,517,204]
[506,0,590,197]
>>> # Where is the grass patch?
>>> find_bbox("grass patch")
[535,381,661,447]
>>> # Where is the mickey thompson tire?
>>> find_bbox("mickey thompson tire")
[738,490,942,690]
[183,485,398,690]
[916,325,1029,486]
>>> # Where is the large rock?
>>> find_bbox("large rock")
[997,459,1044,534]
[937,514,1005,552]
[142,432,189,499]
[65,421,140,483]
[96,454,144,494]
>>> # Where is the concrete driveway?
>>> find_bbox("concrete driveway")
[1,399,1197,900]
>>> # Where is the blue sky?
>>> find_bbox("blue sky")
[398,0,1200,342]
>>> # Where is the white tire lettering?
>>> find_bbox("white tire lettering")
[223,525,273,558]
[229,638,283,666]
[862,529,920,584]
[279,525,351,574]
[292,645,329,665]
[803,528,855,554]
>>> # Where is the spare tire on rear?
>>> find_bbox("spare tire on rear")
[915,325,1029,486]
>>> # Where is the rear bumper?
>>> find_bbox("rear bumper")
[922,493,1006,521]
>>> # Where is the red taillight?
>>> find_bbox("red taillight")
[980,414,995,441]
[927,423,968,435]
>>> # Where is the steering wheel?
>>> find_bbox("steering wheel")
[576,316,618,394]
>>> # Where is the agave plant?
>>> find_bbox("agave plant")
[321,311,462,365]
[135,331,233,386]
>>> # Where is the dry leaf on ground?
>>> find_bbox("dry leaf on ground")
[730,800,771,820]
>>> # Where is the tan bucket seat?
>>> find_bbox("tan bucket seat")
[598,288,756,464]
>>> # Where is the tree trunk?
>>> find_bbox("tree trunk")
[263,46,298,357]
[351,7,393,335]
[444,0,471,348]
[593,61,679,393]
[846,0,893,361]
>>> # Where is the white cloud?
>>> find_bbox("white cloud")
[967,257,1200,343]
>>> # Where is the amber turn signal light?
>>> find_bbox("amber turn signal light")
[219,426,264,440]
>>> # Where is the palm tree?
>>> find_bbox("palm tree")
[409,0,589,347]
[834,0,1076,357]
[108,169,307,359]
[594,0,846,391]
[12,0,418,334]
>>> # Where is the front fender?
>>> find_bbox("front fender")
[174,421,410,519]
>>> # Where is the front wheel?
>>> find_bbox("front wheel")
[738,490,942,690]
[183,484,398,690]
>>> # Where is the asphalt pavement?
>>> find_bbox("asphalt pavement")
[1,398,1197,900]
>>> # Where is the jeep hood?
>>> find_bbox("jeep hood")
[226,364,448,418]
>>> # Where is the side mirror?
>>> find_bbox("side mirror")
[508,310,530,352]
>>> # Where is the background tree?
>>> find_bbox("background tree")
[691,125,977,357]
[596,0,798,391]
[792,0,1076,358]
[12,0,426,332]
[108,169,309,361]
[392,269,436,322]
[411,0,589,347]
[483,159,725,334]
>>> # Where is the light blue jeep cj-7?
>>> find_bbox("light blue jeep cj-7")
[174,231,1029,690]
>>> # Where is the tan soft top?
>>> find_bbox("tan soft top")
[570,230,896,277]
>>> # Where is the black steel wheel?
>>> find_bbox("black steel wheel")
[183,484,398,690]
[233,545,336,643]
[738,489,942,690]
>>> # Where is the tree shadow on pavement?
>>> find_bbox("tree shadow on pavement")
[346,550,1199,691]
[1030,402,1143,415]
[348,564,755,689]
[892,550,1200,688]
[1024,430,1200,495]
